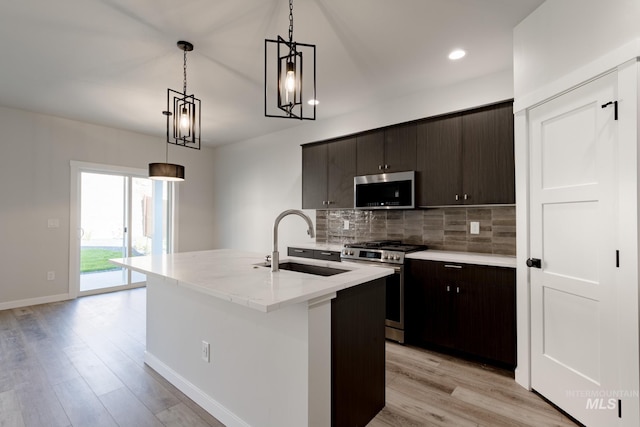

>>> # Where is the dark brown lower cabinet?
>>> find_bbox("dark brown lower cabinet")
[332,278,386,427]
[406,259,516,368]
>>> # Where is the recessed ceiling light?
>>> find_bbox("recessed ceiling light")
[308,99,319,106]
[448,49,466,60]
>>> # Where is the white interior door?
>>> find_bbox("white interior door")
[529,72,619,426]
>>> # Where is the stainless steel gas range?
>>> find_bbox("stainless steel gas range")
[341,240,426,344]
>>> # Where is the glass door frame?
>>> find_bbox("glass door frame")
[69,161,176,298]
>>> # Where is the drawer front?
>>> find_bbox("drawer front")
[287,247,314,259]
[313,250,341,262]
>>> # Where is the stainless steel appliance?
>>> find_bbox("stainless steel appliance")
[354,171,415,209]
[341,240,426,343]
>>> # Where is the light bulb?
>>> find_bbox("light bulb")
[179,107,190,132]
[285,70,296,93]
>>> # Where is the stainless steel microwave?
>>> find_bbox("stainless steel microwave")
[354,171,415,209]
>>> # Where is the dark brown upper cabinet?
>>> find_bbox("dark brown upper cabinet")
[356,124,416,176]
[416,101,515,206]
[302,137,357,209]
[461,102,515,205]
[416,114,463,206]
[355,130,384,176]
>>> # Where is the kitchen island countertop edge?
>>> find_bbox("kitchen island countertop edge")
[111,248,394,313]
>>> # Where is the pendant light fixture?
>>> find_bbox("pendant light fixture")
[149,40,201,181]
[264,0,316,120]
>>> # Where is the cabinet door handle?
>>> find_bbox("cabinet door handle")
[456,286,460,294]
[446,285,450,292]
[320,252,332,256]
[455,194,459,201]
[294,249,305,253]
[378,165,383,170]
[322,201,327,205]
[384,164,390,170]
[444,264,462,269]
[464,194,469,200]
[326,201,332,205]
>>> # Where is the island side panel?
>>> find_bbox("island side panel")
[331,278,386,426]
[308,296,333,427]
[145,274,314,427]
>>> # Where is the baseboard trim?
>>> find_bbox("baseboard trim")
[0,293,70,311]
[144,351,250,427]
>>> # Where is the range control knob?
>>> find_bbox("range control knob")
[382,254,389,260]
[393,255,400,261]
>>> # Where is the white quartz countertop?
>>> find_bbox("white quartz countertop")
[111,249,393,313]
[407,250,516,268]
[290,243,516,268]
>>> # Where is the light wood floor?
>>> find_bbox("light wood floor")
[371,343,579,426]
[0,288,578,427]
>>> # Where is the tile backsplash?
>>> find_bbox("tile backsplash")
[315,206,516,256]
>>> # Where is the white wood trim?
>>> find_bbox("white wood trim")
[0,293,70,311]
[70,160,148,177]
[515,38,640,113]
[514,108,531,390]
[144,352,251,427]
[613,59,640,426]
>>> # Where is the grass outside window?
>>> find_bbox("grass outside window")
[81,248,123,273]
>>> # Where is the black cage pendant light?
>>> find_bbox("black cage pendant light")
[149,40,201,181]
[264,0,316,120]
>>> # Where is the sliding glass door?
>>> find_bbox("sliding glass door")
[79,172,128,292]
[71,163,174,296]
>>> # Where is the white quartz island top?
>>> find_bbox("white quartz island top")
[111,248,393,313]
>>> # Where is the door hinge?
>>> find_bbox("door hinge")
[616,250,620,268]
[618,398,622,418]
[601,100,618,120]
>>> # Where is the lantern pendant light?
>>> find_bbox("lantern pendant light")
[149,40,201,181]
[264,0,316,120]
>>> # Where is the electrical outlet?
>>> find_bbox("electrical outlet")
[470,221,480,235]
[47,271,55,281]
[343,220,350,230]
[201,341,210,363]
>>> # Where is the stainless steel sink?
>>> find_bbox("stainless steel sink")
[256,261,348,277]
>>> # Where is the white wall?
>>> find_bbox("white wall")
[0,106,216,307]
[514,0,640,100]
[212,69,515,253]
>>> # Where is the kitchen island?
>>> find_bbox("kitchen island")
[111,249,393,427]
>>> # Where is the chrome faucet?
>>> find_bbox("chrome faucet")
[272,209,315,272]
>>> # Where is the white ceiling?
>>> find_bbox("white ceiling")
[0,0,543,147]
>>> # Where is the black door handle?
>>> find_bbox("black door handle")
[526,258,542,268]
